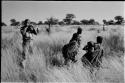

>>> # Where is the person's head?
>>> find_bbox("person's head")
[87,41,94,47]
[97,36,103,44]
[77,27,82,34]
[24,19,30,26]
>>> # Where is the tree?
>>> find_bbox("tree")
[44,21,49,25]
[80,19,89,25]
[63,14,75,25]
[81,19,99,25]
[114,16,124,25]
[10,19,16,24]
[58,21,65,25]
[15,21,20,26]
[37,21,43,25]
[108,20,114,25]
[72,20,80,25]
[10,19,16,26]
[2,22,7,26]
[94,21,100,25]
[10,19,20,26]
[103,19,107,25]
[44,17,59,33]
[45,17,59,25]
[89,19,95,25]
[30,21,37,25]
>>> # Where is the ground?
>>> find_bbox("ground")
[1,25,124,83]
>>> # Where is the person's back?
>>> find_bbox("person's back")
[70,33,81,45]
[67,40,79,54]
[94,36,103,55]
[62,27,82,65]
[62,40,79,64]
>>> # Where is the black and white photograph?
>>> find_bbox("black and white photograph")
[1,1,125,83]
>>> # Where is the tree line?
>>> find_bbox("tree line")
[103,16,124,25]
[2,14,124,26]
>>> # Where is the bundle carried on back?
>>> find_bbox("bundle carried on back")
[62,40,79,62]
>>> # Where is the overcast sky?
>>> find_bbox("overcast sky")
[2,1,124,25]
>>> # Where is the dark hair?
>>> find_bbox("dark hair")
[87,41,94,47]
[97,36,103,44]
[77,27,82,34]
[24,19,30,25]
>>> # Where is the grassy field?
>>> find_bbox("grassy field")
[1,25,124,83]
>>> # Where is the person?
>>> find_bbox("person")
[82,41,95,61]
[103,24,105,31]
[62,27,82,65]
[46,27,50,35]
[37,27,39,33]
[20,19,37,59]
[81,41,95,67]
[69,27,82,47]
[92,36,104,68]
[81,36,104,68]
[62,40,79,65]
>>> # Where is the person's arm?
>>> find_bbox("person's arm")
[20,26,27,36]
[29,25,37,35]
[33,27,37,35]
[24,26,28,35]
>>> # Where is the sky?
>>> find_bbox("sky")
[2,1,125,25]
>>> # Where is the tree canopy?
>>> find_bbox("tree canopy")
[63,14,76,25]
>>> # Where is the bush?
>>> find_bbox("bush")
[2,22,7,26]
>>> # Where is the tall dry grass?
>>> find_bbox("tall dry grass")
[102,29,124,58]
[1,25,124,83]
